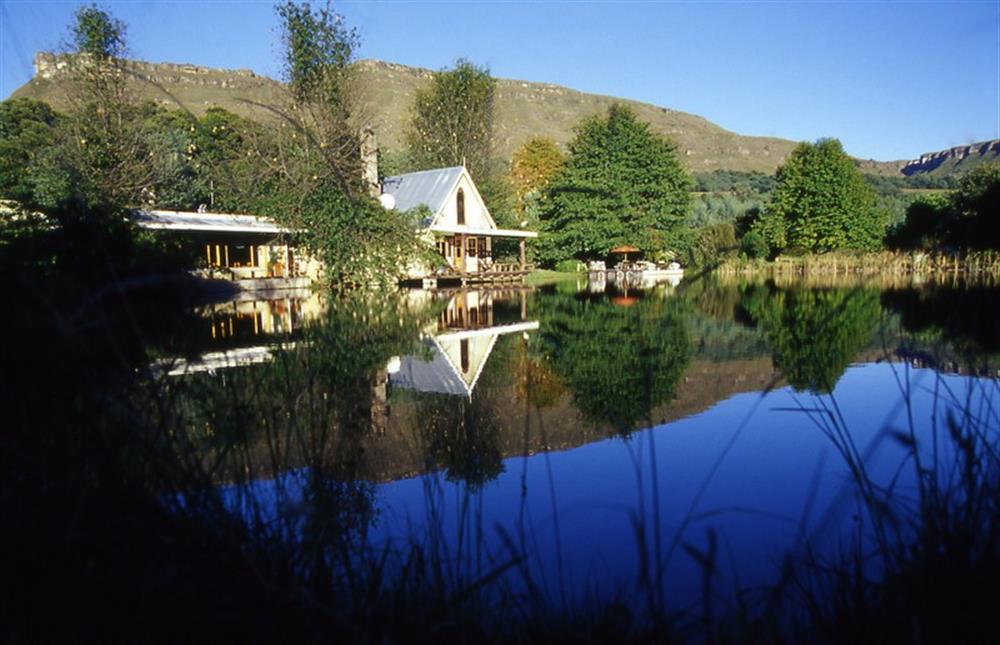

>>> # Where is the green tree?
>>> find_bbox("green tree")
[406,59,496,181]
[509,136,565,209]
[538,104,692,265]
[950,163,1000,249]
[0,99,59,202]
[766,138,888,253]
[52,5,166,208]
[273,1,364,198]
[886,193,952,250]
[71,3,127,60]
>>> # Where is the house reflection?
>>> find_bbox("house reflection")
[389,289,539,399]
[200,290,325,343]
[154,290,325,376]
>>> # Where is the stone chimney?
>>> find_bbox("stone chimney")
[360,125,379,198]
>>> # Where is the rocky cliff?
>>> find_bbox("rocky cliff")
[900,140,1000,177]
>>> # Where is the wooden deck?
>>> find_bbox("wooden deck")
[415,263,535,287]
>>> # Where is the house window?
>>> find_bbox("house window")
[467,237,477,257]
[456,188,465,225]
[460,339,469,373]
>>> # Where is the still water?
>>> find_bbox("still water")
[162,276,999,614]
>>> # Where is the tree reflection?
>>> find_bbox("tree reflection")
[741,285,882,393]
[881,284,1000,358]
[534,291,691,433]
[416,393,505,490]
[167,292,435,557]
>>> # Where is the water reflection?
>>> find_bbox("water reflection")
[534,285,691,433]
[154,277,1000,617]
[739,283,883,393]
[390,289,539,398]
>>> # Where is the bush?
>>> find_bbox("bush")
[554,259,585,273]
[740,229,769,259]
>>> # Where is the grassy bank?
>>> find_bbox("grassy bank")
[718,250,1000,279]
[525,269,584,286]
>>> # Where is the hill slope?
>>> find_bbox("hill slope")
[13,53,996,177]
[11,52,799,173]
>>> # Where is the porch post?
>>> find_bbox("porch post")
[519,239,526,271]
[458,234,466,276]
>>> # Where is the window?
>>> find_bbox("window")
[460,339,470,373]
[467,237,477,257]
[456,188,465,225]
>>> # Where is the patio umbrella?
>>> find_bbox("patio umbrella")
[609,244,641,263]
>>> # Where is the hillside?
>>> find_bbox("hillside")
[12,53,995,177]
[11,52,798,174]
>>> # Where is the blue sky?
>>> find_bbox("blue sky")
[1,1,997,161]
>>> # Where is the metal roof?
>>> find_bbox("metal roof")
[380,166,465,215]
[390,339,471,397]
[132,209,291,234]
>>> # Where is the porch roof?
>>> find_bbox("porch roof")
[428,223,538,239]
[132,209,292,234]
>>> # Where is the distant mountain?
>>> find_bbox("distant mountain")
[12,53,994,178]
[898,140,1000,177]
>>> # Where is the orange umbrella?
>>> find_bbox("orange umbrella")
[609,244,641,263]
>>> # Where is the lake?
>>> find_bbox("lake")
[146,274,999,625]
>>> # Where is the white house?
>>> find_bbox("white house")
[380,166,538,281]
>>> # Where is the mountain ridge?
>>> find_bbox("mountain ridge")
[12,52,996,177]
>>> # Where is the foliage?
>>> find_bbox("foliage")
[273,1,364,199]
[279,185,425,287]
[885,193,952,250]
[689,193,764,228]
[554,259,586,273]
[766,139,888,253]
[406,59,496,182]
[888,164,1000,251]
[0,99,59,202]
[276,0,357,107]
[950,163,1000,249]
[509,136,565,211]
[534,289,691,432]
[741,285,882,393]
[70,4,127,60]
[740,229,769,259]
[538,104,692,265]
[687,223,738,268]
[694,169,776,195]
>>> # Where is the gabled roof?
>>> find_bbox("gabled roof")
[381,166,465,217]
[391,338,473,397]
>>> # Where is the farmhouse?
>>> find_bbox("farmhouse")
[131,209,319,287]
[380,166,538,285]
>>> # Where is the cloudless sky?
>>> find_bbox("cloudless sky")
[1,0,997,161]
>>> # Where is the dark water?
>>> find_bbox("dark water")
[163,277,999,613]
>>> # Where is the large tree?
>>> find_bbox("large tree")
[406,59,496,181]
[766,138,887,253]
[537,104,692,265]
